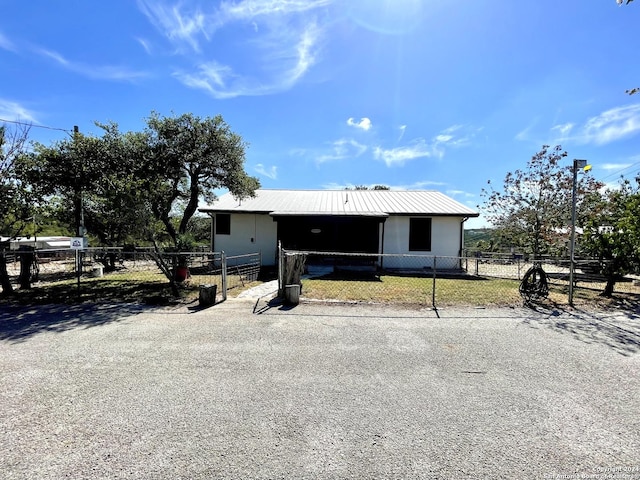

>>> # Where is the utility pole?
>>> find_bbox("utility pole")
[73,125,85,238]
[568,159,591,305]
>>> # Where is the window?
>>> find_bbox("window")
[409,217,432,251]
[216,214,230,235]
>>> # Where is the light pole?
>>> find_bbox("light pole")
[568,159,591,305]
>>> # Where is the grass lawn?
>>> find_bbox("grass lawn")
[300,274,637,308]
[301,276,523,306]
[2,269,637,310]
[0,270,259,306]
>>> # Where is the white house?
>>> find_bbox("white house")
[199,189,478,270]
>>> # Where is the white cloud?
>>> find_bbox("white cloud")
[397,125,406,141]
[136,37,153,55]
[551,122,574,136]
[255,164,277,179]
[446,189,475,198]
[140,0,327,98]
[580,104,640,145]
[173,21,321,98]
[600,163,632,171]
[547,104,640,146]
[373,140,435,167]
[317,138,367,163]
[347,117,372,131]
[220,0,332,19]
[137,0,211,53]
[37,48,148,82]
[0,99,38,123]
[373,125,473,167]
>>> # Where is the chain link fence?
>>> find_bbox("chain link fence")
[279,249,640,307]
[0,248,261,304]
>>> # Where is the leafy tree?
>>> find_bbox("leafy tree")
[480,145,603,259]
[578,177,640,296]
[0,123,36,294]
[346,185,390,190]
[18,125,152,248]
[142,112,260,244]
[20,112,259,248]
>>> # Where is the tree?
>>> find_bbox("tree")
[0,123,36,294]
[480,145,603,259]
[345,185,390,190]
[142,112,260,245]
[578,177,640,296]
[20,112,259,248]
[18,124,153,248]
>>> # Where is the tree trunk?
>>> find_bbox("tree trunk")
[602,277,616,297]
[18,247,34,290]
[0,251,14,295]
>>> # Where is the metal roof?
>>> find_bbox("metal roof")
[200,190,479,217]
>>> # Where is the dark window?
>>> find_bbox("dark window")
[409,218,432,251]
[216,214,230,235]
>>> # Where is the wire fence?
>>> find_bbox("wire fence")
[280,249,640,307]
[0,248,261,304]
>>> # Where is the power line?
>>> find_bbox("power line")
[0,117,73,135]
[598,160,640,182]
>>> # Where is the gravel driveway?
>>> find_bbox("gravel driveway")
[1,300,639,479]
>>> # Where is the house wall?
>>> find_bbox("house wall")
[213,213,278,265]
[382,216,463,270]
[213,213,465,269]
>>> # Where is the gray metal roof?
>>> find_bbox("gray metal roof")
[200,190,479,217]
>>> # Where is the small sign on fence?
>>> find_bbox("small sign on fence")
[70,237,85,250]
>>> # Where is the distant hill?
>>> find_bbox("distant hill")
[464,228,495,248]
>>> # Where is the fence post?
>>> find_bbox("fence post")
[475,257,479,276]
[432,256,437,308]
[277,241,284,297]
[221,251,227,301]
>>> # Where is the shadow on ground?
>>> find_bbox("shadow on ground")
[0,303,147,343]
[524,300,640,357]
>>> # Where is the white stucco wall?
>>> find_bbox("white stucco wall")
[212,213,464,269]
[212,213,278,266]
[382,216,463,269]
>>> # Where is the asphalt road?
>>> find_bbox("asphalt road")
[1,299,639,479]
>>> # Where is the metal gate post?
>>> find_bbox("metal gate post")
[432,256,437,308]
[221,251,227,301]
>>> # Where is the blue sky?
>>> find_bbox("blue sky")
[1,0,639,228]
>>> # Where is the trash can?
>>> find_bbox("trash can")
[284,284,300,305]
[199,284,217,307]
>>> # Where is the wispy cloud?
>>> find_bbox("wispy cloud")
[373,140,436,167]
[601,163,632,171]
[580,104,640,145]
[546,104,640,146]
[317,138,367,163]
[374,125,473,167]
[141,0,327,98]
[137,0,211,53]
[136,37,153,55]
[37,48,148,82]
[446,189,475,198]
[0,31,16,52]
[347,117,372,131]
[220,0,332,19]
[397,125,406,141]
[0,99,38,123]
[255,164,278,179]
[173,21,321,98]
[551,122,574,137]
